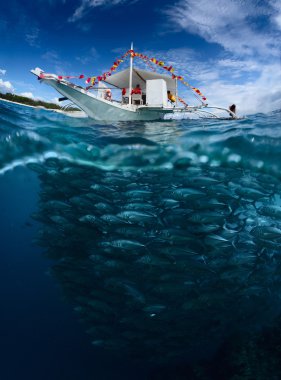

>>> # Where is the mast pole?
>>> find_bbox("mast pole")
[175,77,178,107]
[129,42,133,106]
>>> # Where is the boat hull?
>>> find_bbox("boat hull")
[43,79,169,121]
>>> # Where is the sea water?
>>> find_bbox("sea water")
[1,99,281,379]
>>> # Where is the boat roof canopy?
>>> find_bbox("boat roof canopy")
[104,67,176,92]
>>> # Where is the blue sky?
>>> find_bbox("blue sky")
[0,0,280,114]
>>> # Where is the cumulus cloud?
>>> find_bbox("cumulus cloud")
[143,47,280,115]
[189,58,281,114]
[0,69,6,75]
[20,92,35,99]
[69,0,136,22]
[269,0,281,30]
[165,0,280,57]
[216,59,259,72]
[0,79,14,93]
[51,97,61,104]
[201,63,281,115]
[161,1,281,114]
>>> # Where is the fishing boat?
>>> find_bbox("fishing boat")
[31,44,237,121]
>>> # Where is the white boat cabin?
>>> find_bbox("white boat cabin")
[103,67,176,108]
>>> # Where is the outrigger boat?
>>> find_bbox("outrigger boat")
[31,44,237,121]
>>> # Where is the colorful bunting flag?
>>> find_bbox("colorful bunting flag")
[178,96,189,107]
[51,48,207,103]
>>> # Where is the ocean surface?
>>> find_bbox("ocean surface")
[1,99,281,379]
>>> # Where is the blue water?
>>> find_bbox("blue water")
[1,100,281,379]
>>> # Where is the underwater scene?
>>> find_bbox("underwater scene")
[1,100,281,379]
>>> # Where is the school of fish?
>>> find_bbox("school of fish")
[29,137,281,362]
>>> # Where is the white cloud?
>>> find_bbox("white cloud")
[20,92,35,99]
[141,47,280,115]
[201,63,281,115]
[165,0,280,57]
[0,69,6,75]
[269,0,281,30]
[161,1,281,114]
[217,59,258,71]
[0,79,14,93]
[19,92,48,102]
[275,14,281,30]
[182,58,281,115]
[69,0,135,22]
[51,97,61,104]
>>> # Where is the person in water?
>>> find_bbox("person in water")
[229,104,236,117]
[167,90,176,103]
[131,84,142,95]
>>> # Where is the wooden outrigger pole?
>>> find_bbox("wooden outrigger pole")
[129,42,133,105]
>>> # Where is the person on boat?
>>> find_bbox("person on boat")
[104,89,112,101]
[229,104,236,117]
[122,88,128,104]
[167,90,176,103]
[131,84,142,95]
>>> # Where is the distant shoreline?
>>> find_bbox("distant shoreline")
[0,97,40,109]
[0,98,87,118]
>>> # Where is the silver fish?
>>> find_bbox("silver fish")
[122,203,158,212]
[235,186,268,201]
[90,184,115,195]
[168,188,205,201]
[187,211,226,225]
[115,226,148,238]
[124,190,153,200]
[94,202,115,213]
[100,214,124,225]
[79,214,105,229]
[45,200,71,210]
[101,239,145,250]
[117,211,156,225]
[258,205,281,219]
[250,226,281,240]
